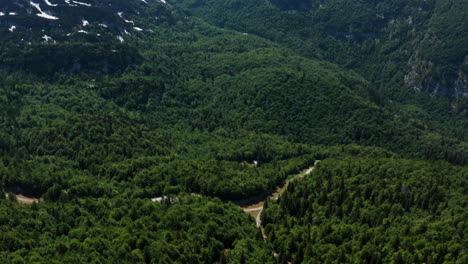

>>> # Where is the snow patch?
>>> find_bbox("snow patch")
[30,2,59,20]
[82,19,89,26]
[64,0,76,6]
[0,12,4,16]
[117,36,124,42]
[133,27,143,31]
[42,34,52,42]
[9,26,16,32]
[37,13,59,20]
[72,1,91,7]
[118,12,134,24]
[44,0,57,6]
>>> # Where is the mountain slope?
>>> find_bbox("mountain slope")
[0,1,467,263]
[0,0,174,74]
[262,157,468,263]
[1,1,466,201]
[172,0,468,98]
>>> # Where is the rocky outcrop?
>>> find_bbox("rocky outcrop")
[405,53,467,98]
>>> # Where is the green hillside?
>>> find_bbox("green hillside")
[172,0,468,140]
[262,158,468,263]
[0,0,466,263]
[172,0,468,97]
[1,22,466,202]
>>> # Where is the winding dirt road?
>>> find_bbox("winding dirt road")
[148,160,320,238]
[241,160,320,238]
[243,206,263,212]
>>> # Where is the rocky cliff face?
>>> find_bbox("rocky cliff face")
[405,55,467,98]
[402,0,467,98]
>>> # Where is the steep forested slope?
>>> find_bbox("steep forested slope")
[173,0,468,97]
[262,158,468,263]
[2,23,466,203]
[172,0,468,141]
[0,1,467,263]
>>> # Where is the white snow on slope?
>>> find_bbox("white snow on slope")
[72,1,91,7]
[64,0,76,6]
[44,0,58,6]
[42,34,52,42]
[9,26,16,32]
[31,2,59,20]
[118,12,135,24]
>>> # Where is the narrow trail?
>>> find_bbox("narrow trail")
[5,194,41,204]
[243,206,263,212]
[241,160,320,239]
[148,160,320,239]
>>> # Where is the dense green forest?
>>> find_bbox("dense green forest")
[262,158,468,263]
[173,0,468,134]
[0,0,466,263]
[1,26,465,200]
[0,195,272,263]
